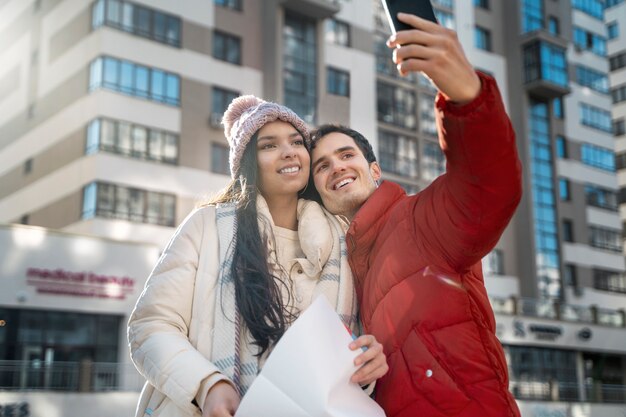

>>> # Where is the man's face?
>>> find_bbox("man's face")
[311,132,381,219]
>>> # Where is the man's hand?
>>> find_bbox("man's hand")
[387,12,481,104]
[202,381,241,417]
[349,334,388,386]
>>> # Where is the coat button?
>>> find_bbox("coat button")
[425,369,433,378]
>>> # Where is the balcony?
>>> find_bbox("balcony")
[490,296,626,327]
[523,40,571,98]
[280,0,340,19]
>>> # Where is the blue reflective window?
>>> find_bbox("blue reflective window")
[540,43,567,87]
[522,0,544,33]
[88,57,180,106]
[556,136,567,158]
[581,143,615,171]
[475,27,492,51]
[553,97,563,118]
[559,178,570,200]
[571,0,603,20]
[82,182,98,219]
[435,9,455,29]
[92,0,105,28]
[608,22,619,40]
[86,119,101,155]
[580,104,613,133]
[575,65,609,94]
[548,16,559,35]
[574,27,607,56]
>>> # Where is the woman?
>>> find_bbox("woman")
[128,96,387,417]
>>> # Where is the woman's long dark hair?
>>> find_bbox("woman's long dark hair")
[208,133,296,356]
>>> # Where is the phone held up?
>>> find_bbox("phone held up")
[380,0,438,34]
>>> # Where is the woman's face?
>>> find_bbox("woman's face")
[255,120,310,199]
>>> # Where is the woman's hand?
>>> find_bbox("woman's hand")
[202,381,241,417]
[349,334,389,386]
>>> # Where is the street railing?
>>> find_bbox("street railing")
[510,380,626,403]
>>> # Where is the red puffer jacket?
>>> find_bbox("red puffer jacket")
[347,73,522,417]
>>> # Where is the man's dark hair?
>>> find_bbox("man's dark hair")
[310,124,377,164]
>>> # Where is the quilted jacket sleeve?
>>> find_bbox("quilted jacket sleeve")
[128,208,230,415]
[412,72,522,272]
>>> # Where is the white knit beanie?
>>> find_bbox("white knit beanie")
[222,95,310,178]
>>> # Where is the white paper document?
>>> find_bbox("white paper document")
[235,296,386,417]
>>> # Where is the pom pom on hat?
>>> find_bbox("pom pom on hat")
[222,95,310,178]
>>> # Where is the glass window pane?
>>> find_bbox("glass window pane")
[149,130,164,161]
[166,16,180,46]
[163,133,178,163]
[89,58,103,90]
[101,119,116,149]
[97,183,115,214]
[118,122,131,154]
[154,12,166,41]
[106,0,122,25]
[120,61,134,93]
[86,119,101,155]
[82,182,97,219]
[103,57,118,87]
[165,74,180,105]
[134,6,151,36]
[135,66,149,97]
[132,126,147,157]
[162,194,176,226]
[115,186,130,218]
[151,69,165,100]
[146,193,161,224]
[129,189,145,221]
[92,0,105,28]
[121,3,133,30]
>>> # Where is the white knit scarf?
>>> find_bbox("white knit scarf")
[210,198,357,395]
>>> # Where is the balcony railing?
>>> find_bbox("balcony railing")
[0,360,144,392]
[490,296,626,328]
[510,380,626,403]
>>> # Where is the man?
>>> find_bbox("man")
[310,13,522,417]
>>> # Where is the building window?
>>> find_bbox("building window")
[606,0,625,7]
[422,141,445,181]
[589,226,622,252]
[211,87,239,124]
[325,19,350,47]
[0,308,123,390]
[555,136,567,158]
[581,143,615,172]
[284,13,317,124]
[327,67,350,97]
[614,118,625,137]
[620,188,626,205]
[529,100,560,298]
[432,0,454,8]
[434,9,455,29]
[559,178,570,200]
[509,347,577,401]
[214,0,242,11]
[378,130,418,178]
[419,94,437,136]
[594,269,626,293]
[616,152,626,170]
[86,118,178,164]
[89,57,180,106]
[607,22,619,40]
[213,30,241,65]
[585,185,618,211]
[610,52,626,71]
[573,27,607,56]
[92,0,181,47]
[474,26,492,51]
[483,249,504,275]
[82,182,176,227]
[571,0,604,20]
[562,219,574,242]
[564,264,577,287]
[612,85,626,105]
[548,16,559,35]
[521,0,544,33]
[211,143,230,176]
[377,82,416,129]
[552,97,563,118]
[575,65,609,94]
[579,104,613,133]
[473,0,489,9]
[523,41,568,87]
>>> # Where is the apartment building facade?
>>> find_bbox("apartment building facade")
[1,0,625,416]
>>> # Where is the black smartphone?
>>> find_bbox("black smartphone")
[380,0,438,34]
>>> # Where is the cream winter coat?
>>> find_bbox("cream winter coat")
[128,198,354,417]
